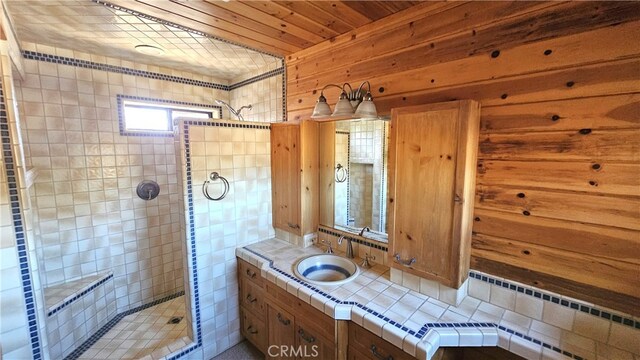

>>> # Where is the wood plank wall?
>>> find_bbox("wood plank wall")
[285,1,640,315]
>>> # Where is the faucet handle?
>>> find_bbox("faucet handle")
[361,253,376,268]
[321,239,333,254]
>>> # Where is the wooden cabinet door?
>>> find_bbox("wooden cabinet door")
[294,322,335,360]
[388,100,480,288]
[240,306,267,354]
[267,304,296,359]
[271,123,301,234]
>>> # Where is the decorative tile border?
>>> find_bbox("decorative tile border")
[241,246,602,360]
[46,273,114,316]
[116,94,223,137]
[23,50,229,90]
[164,120,272,360]
[469,271,639,330]
[229,67,285,90]
[0,81,43,359]
[63,291,185,360]
[318,226,388,251]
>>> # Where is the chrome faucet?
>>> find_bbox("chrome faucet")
[337,235,354,259]
[358,226,370,237]
[214,99,252,121]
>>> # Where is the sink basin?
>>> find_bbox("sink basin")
[293,254,360,286]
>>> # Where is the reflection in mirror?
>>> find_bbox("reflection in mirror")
[319,119,389,241]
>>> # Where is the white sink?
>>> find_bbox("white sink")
[293,254,360,286]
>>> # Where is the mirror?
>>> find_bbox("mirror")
[319,119,390,241]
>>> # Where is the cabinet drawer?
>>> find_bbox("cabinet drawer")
[348,322,416,360]
[265,281,334,342]
[239,259,263,286]
[240,306,267,354]
[241,278,266,319]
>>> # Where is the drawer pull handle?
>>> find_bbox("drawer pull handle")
[246,269,257,278]
[288,222,300,229]
[246,294,257,303]
[246,325,258,335]
[370,345,393,360]
[277,313,291,326]
[393,253,416,267]
[298,329,315,343]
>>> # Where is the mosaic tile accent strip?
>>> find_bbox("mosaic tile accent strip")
[0,81,43,359]
[116,94,223,137]
[318,226,388,251]
[468,271,639,330]
[23,50,286,102]
[63,291,185,360]
[242,246,599,360]
[281,59,287,122]
[23,50,229,90]
[46,274,114,316]
[228,67,285,90]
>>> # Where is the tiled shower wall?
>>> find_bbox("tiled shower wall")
[173,120,274,358]
[15,41,233,311]
[0,48,48,360]
[229,62,284,122]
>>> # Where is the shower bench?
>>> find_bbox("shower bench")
[43,271,117,359]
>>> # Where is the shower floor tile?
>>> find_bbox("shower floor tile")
[78,296,189,359]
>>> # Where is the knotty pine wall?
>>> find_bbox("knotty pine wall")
[285,1,640,315]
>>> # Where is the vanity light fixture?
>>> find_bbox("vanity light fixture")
[311,81,378,119]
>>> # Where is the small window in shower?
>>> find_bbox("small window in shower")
[117,94,222,136]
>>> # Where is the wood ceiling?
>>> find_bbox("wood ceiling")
[105,1,423,56]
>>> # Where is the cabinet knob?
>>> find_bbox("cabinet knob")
[393,253,416,267]
[246,325,258,334]
[246,294,257,303]
[287,222,300,229]
[370,344,393,360]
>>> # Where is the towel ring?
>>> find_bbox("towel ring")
[335,163,348,183]
[202,172,230,201]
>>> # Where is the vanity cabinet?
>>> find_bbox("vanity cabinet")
[264,281,337,360]
[238,258,338,359]
[270,121,319,236]
[388,100,481,289]
[238,260,268,353]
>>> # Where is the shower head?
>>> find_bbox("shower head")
[214,99,251,121]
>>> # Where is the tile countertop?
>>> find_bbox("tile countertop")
[236,238,500,360]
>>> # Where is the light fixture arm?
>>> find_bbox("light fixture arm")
[354,81,372,101]
[319,84,345,98]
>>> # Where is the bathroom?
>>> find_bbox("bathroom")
[0,1,638,360]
